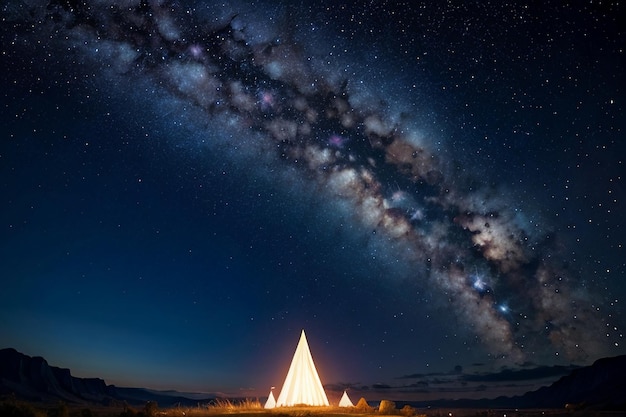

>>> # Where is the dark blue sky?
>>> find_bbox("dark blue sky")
[1,0,624,401]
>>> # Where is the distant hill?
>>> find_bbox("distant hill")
[0,348,214,406]
[403,355,626,411]
[513,354,626,410]
[2,347,625,410]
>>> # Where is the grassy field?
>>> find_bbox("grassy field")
[1,398,623,417]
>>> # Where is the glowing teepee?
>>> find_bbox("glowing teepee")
[338,390,354,407]
[264,388,276,409]
[275,330,329,407]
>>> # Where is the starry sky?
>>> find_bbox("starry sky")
[1,0,624,402]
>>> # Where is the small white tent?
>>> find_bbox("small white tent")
[275,330,329,407]
[338,390,353,407]
[264,389,276,409]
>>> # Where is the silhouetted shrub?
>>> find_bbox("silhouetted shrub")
[119,405,138,417]
[81,408,94,417]
[378,399,396,415]
[144,401,158,417]
[400,404,415,416]
[47,402,69,417]
[0,400,45,417]
[355,397,372,412]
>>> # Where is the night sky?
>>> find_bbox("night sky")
[1,0,624,402]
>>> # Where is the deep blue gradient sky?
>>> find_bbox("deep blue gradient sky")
[1,0,624,402]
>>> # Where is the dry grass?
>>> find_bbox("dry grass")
[209,398,264,412]
[162,398,265,416]
[3,398,622,417]
[155,404,625,417]
[159,402,379,417]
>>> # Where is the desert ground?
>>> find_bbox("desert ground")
[2,399,624,417]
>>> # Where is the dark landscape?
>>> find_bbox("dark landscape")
[1,348,625,416]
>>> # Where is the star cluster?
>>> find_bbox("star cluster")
[1,0,624,398]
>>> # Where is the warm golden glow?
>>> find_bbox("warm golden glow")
[338,390,354,407]
[273,330,329,407]
[264,389,276,409]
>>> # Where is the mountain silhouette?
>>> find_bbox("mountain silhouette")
[402,355,626,411]
[0,348,213,406]
[512,354,626,410]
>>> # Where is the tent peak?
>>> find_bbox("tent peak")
[274,329,329,407]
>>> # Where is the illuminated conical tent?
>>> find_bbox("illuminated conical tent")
[275,330,329,407]
[338,390,353,407]
[264,388,276,409]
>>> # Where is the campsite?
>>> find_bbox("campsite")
[2,332,624,417]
